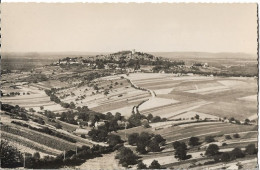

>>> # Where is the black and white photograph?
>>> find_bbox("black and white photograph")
[0,2,258,169]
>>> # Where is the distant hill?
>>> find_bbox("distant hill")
[149,52,257,60]
[3,51,257,60]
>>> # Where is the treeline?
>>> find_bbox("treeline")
[170,135,258,168]
[0,140,115,169]
[11,121,77,143]
[1,103,30,121]
[154,67,257,77]
[203,143,257,166]
[82,54,185,70]
[128,132,166,154]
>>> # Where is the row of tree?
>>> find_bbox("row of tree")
[0,140,115,169]
[128,132,166,154]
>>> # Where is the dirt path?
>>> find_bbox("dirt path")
[207,158,257,170]
[76,152,124,170]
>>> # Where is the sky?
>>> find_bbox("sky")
[1,3,258,53]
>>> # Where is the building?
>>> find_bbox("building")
[131,49,136,55]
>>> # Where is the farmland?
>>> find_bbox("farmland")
[1,53,258,169]
[127,73,257,121]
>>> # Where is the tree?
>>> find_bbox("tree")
[147,113,153,122]
[116,147,138,167]
[115,112,122,121]
[81,134,86,138]
[174,142,188,160]
[233,133,240,138]
[143,121,150,128]
[245,144,257,155]
[151,116,162,123]
[221,152,230,162]
[33,152,40,160]
[70,102,76,109]
[225,135,232,140]
[128,133,139,146]
[88,129,108,142]
[230,148,245,159]
[205,144,219,157]
[188,137,200,146]
[229,117,235,122]
[244,118,250,125]
[175,147,188,161]
[148,139,161,152]
[29,108,36,112]
[195,114,200,120]
[128,113,142,128]
[107,134,123,147]
[0,140,22,168]
[108,119,119,132]
[172,141,182,149]
[105,112,114,121]
[40,106,44,110]
[205,136,215,143]
[54,123,62,129]
[153,134,166,146]
[136,132,151,154]
[149,160,161,169]
[137,161,147,169]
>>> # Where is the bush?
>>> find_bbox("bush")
[174,142,188,160]
[143,121,150,128]
[233,133,240,138]
[0,140,23,168]
[81,134,86,138]
[116,147,138,167]
[107,134,123,147]
[222,143,227,146]
[221,152,230,162]
[225,135,232,140]
[148,139,161,152]
[230,148,245,159]
[151,116,162,123]
[205,136,215,143]
[149,160,161,169]
[205,144,219,157]
[137,161,147,169]
[128,133,139,145]
[188,137,200,146]
[245,144,257,155]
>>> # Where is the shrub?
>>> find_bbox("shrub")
[205,144,219,157]
[245,144,257,155]
[0,140,23,168]
[233,133,240,138]
[116,147,138,167]
[137,161,147,169]
[222,143,227,146]
[107,134,123,147]
[205,136,215,143]
[151,116,161,123]
[188,137,200,146]
[149,160,161,169]
[230,148,245,159]
[221,152,230,162]
[128,133,139,145]
[225,135,232,140]
[174,142,188,160]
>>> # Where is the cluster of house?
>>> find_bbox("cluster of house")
[71,118,128,135]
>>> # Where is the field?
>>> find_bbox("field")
[127,73,257,121]
[76,152,123,170]
[1,63,258,169]
[55,76,151,117]
[115,120,257,168]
